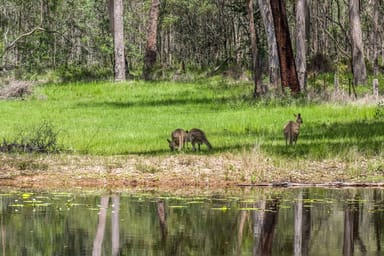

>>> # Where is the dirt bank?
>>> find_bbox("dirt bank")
[1,153,383,191]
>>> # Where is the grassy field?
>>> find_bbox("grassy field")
[0,78,382,164]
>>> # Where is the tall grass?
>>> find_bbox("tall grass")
[0,78,381,161]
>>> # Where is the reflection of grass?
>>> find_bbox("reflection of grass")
[0,79,381,166]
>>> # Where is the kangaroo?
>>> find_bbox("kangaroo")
[186,128,212,151]
[283,113,303,145]
[167,128,187,151]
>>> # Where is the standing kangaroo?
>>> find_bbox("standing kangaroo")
[283,113,303,145]
[167,128,187,151]
[186,128,212,151]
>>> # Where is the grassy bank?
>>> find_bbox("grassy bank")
[0,79,382,161]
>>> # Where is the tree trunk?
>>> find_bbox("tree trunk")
[269,0,300,94]
[295,0,308,92]
[349,0,366,86]
[372,0,379,76]
[143,0,160,80]
[110,0,126,81]
[248,0,263,97]
[258,0,279,89]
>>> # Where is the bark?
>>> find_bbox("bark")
[349,0,366,86]
[269,0,300,94]
[258,0,279,89]
[295,0,308,91]
[248,0,263,97]
[143,0,160,80]
[110,0,126,81]
[372,0,379,76]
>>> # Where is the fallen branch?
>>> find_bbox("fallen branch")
[238,182,384,188]
[2,27,45,56]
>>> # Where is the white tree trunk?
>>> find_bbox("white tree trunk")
[111,0,126,81]
[295,0,308,91]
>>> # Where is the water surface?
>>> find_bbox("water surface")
[0,187,383,255]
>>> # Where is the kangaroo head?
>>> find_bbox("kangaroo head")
[167,139,176,151]
[295,113,303,125]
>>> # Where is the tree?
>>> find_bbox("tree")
[372,0,379,76]
[349,0,366,86]
[258,0,279,89]
[143,0,160,80]
[248,0,263,97]
[295,0,308,91]
[109,0,126,81]
[269,0,300,94]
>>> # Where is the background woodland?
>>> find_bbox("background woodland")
[0,0,383,96]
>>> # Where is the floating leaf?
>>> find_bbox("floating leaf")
[169,205,187,209]
[22,193,33,199]
[212,206,230,211]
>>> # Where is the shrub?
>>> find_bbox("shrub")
[0,121,62,153]
[374,100,384,120]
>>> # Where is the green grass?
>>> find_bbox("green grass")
[0,78,382,161]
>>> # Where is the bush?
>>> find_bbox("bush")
[57,64,113,82]
[0,80,33,99]
[374,100,384,120]
[0,121,62,153]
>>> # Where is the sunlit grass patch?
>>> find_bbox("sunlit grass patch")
[0,79,382,166]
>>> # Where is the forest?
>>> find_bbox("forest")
[1,0,383,96]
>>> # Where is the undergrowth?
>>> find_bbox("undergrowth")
[0,121,62,153]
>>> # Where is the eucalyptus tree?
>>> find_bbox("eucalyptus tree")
[371,0,380,76]
[349,0,366,86]
[143,0,160,80]
[248,0,263,97]
[258,0,279,89]
[109,0,126,81]
[295,0,309,91]
[269,0,300,94]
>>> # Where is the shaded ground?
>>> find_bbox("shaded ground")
[0,153,383,191]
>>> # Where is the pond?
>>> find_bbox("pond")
[0,187,383,255]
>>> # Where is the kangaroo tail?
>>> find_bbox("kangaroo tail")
[288,125,293,145]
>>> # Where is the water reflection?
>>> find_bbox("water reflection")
[0,188,383,255]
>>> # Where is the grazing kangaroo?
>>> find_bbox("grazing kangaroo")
[167,128,187,151]
[186,128,212,151]
[283,113,303,145]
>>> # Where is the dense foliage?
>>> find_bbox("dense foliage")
[1,0,383,82]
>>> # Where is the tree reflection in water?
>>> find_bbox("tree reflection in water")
[0,188,383,255]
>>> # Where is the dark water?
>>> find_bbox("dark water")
[0,187,383,255]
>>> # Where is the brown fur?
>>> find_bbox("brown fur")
[167,128,187,151]
[283,114,303,145]
[186,128,212,151]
